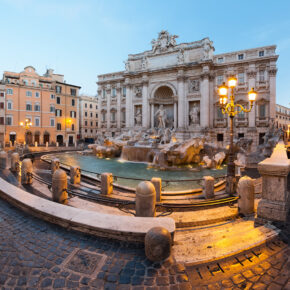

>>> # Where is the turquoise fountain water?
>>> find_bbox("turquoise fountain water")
[52,152,227,191]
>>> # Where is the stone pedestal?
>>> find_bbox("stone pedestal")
[0,151,8,169]
[70,166,81,184]
[11,152,20,172]
[135,181,156,217]
[101,172,113,195]
[203,176,214,199]
[151,177,162,202]
[257,141,290,223]
[52,169,68,204]
[21,158,33,184]
[237,176,255,216]
[51,158,60,174]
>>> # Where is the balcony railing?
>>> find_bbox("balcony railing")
[235,117,248,127]
[214,118,227,128]
[256,116,269,127]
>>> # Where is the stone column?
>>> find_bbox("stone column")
[151,103,154,128]
[173,101,177,129]
[247,70,257,128]
[268,67,277,121]
[125,80,132,128]
[177,70,185,129]
[256,141,290,223]
[97,89,102,129]
[116,86,121,130]
[106,86,111,130]
[142,76,149,128]
[200,66,210,128]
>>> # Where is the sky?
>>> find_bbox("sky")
[0,0,289,106]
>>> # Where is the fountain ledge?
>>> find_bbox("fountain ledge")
[0,176,175,243]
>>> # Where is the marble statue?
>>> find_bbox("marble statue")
[155,105,167,128]
[141,57,148,69]
[134,108,142,126]
[151,30,179,54]
[202,38,214,60]
[124,61,130,71]
[189,103,200,125]
[189,80,200,92]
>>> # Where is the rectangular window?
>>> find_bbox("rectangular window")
[56,109,62,117]
[90,121,93,126]
[238,73,245,84]
[112,88,116,97]
[96,105,98,109]
[35,92,40,98]
[259,104,266,118]
[56,86,62,93]
[6,89,13,95]
[70,89,76,96]
[259,51,264,57]
[96,113,98,118]
[111,112,116,122]
[85,112,87,117]
[0,103,4,109]
[96,121,98,126]
[90,104,92,109]
[34,104,40,111]
[90,112,93,118]
[72,99,75,106]
[85,103,87,108]
[259,133,265,145]
[57,123,61,130]
[217,134,224,142]
[35,117,40,127]
[26,103,32,111]
[122,87,126,97]
[217,57,224,63]
[85,120,87,126]
[72,124,75,131]
[217,107,224,119]
[50,105,55,113]
[6,116,12,125]
[50,118,55,127]
[102,89,106,98]
[7,101,12,110]
[0,117,4,125]
[238,54,244,60]
[56,96,61,104]
[217,75,224,85]
[102,113,106,122]
[0,92,5,97]
[238,133,244,139]
[51,94,55,99]
[259,70,265,82]
[26,91,32,97]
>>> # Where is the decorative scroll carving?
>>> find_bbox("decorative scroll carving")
[189,80,200,92]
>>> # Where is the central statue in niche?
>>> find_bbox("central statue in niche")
[155,105,167,128]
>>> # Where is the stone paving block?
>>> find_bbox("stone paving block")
[251,282,267,289]
[208,282,221,289]
[221,279,233,288]
[260,273,273,285]
[267,282,285,290]
[232,273,246,285]
[242,269,255,279]
[156,276,170,286]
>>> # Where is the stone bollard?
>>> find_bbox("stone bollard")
[46,142,48,148]
[101,172,113,195]
[35,141,38,147]
[51,158,60,174]
[52,169,68,204]
[0,151,8,169]
[151,177,162,202]
[21,158,33,184]
[75,141,77,148]
[203,176,214,199]
[237,176,255,216]
[11,152,20,172]
[135,181,156,217]
[145,227,172,262]
[70,166,81,184]
[256,141,290,223]
[56,142,59,147]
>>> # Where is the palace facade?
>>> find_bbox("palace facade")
[97,31,278,148]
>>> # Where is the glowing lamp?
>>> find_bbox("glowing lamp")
[218,82,228,97]
[248,87,257,102]
[219,96,228,105]
[228,77,237,88]
[20,122,23,126]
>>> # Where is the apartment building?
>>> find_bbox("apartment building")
[2,66,80,146]
[79,95,98,142]
[0,84,5,146]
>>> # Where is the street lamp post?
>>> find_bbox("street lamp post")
[20,119,32,145]
[218,77,257,194]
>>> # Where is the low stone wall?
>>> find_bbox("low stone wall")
[0,176,175,243]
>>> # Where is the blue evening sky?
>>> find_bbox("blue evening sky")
[0,0,289,106]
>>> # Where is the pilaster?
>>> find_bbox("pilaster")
[200,66,210,128]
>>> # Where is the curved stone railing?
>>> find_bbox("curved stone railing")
[0,176,175,243]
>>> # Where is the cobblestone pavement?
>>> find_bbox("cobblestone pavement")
[0,199,289,289]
